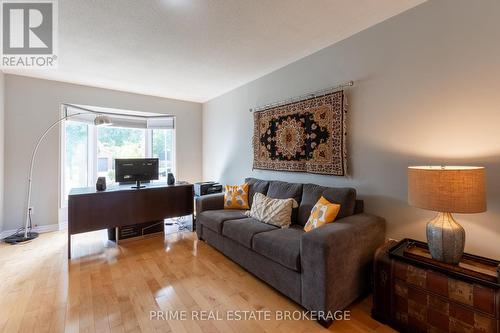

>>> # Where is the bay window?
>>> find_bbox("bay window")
[61,110,175,209]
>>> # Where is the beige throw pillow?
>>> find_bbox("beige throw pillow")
[245,193,298,228]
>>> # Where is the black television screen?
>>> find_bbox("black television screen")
[115,158,159,188]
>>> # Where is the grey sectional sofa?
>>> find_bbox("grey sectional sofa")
[195,178,385,326]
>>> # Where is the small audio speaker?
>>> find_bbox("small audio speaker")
[96,177,107,191]
[167,173,175,185]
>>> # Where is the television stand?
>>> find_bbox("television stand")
[131,180,146,189]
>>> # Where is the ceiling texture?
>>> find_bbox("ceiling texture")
[4,0,426,102]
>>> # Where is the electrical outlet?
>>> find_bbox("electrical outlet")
[29,206,34,215]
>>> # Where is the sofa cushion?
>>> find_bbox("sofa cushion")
[267,181,303,223]
[322,187,357,219]
[245,193,298,228]
[197,209,247,234]
[297,184,356,226]
[222,218,277,248]
[252,226,303,271]
[303,196,341,232]
[245,178,270,207]
[224,184,250,209]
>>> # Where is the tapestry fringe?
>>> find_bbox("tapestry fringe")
[343,92,348,176]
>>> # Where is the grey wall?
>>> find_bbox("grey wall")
[0,71,4,232]
[203,0,500,258]
[4,74,202,231]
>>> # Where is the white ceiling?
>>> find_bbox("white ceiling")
[4,0,426,102]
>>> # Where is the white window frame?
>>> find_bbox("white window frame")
[59,112,176,226]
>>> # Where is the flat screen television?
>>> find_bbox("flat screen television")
[115,158,159,188]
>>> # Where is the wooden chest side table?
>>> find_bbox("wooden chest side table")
[372,239,500,333]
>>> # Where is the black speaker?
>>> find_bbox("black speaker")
[167,173,175,185]
[96,177,107,191]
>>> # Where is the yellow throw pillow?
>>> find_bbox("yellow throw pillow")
[224,183,250,209]
[304,196,341,232]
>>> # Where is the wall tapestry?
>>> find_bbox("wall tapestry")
[253,90,346,176]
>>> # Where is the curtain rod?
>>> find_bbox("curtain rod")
[62,103,173,119]
[249,81,353,113]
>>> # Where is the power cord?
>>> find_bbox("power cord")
[165,216,190,232]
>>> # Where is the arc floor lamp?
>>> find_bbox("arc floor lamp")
[3,105,112,244]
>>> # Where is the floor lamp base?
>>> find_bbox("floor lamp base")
[3,231,39,244]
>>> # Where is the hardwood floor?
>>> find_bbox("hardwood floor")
[0,229,396,333]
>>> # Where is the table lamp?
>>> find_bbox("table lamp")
[408,166,486,264]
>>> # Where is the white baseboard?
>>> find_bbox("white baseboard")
[1,223,60,239]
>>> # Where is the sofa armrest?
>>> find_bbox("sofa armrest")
[195,193,225,214]
[300,213,386,313]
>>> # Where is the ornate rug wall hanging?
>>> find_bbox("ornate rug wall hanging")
[252,90,346,176]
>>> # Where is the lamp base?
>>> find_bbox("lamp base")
[426,212,465,265]
[3,231,39,244]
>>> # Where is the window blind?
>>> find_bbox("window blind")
[64,105,175,129]
[147,117,175,129]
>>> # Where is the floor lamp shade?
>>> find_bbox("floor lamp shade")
[408,166,486,264]
[408,166,486,214]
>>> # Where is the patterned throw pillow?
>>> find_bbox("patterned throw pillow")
[245,192,298,228]
[304,196,341,232]
[224,183,250,209]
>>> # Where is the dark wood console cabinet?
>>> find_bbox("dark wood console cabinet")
[372,239,500,333]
